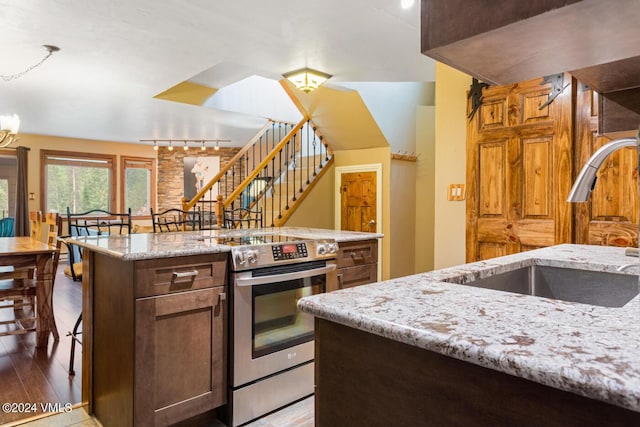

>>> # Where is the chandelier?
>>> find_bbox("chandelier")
[0,114,20,148]
[282,68,332,93]
[1,45,60,82]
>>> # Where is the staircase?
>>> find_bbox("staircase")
[182,117,333,228]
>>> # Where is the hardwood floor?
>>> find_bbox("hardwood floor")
[0,264,83,426]
[1,263,315,427]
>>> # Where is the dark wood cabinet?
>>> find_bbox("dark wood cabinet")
[336,240,378,288]
[87,252,228,427]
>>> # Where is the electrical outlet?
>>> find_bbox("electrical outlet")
[448,184,466,201]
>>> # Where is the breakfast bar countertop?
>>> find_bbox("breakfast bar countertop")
[62,226,383,261]
[298,244,640,413]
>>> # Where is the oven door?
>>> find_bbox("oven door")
[232,260,337,387]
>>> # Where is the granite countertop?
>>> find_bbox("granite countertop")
[298,244,640,413]
[62,227,382,261]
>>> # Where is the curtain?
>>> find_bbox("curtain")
[14,146,29,236]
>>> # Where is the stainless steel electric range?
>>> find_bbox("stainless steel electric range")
[224,232,338,426]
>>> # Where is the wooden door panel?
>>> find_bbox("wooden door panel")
[521,91,552,124]
[479,99,506,130]
[515,220,555,247]
[589,221,638,247]
[522,138,551,218]
[591,146,635,220]
[478,242,507,260]
[478,143,506,216]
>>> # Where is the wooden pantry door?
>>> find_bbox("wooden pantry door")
[340,171,377,232]
[466,75,573,262]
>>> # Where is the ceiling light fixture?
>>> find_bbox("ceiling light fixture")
[168,141,173,151]
[282,67,332,93]
[215,141,220,151]
[153,141,158,151]
[201,141,206,151]
[1,45,60,82]
[0,114,20,148]
[400,0,415,10]
[183,140,188,151]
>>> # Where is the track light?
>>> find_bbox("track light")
[140,139,231,150]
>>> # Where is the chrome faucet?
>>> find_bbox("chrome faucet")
[567,137,638,202]
[568,127,640,264]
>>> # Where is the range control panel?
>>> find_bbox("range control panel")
[272,243,308,261]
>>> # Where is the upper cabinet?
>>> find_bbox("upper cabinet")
[420,0,640,132]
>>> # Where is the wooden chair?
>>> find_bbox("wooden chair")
[64,207,132,281]
[151,208,201,232]
[223,207,263,229]
[0,213,62,340]
[63,207,131,375]
[0,211,42,280]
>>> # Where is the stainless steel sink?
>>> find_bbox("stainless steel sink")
[444,266,639,307]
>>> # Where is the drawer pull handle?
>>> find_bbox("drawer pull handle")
[350,251,365,262]
[219,292,227,302]
[171,270,198,286]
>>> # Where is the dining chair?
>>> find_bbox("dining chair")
[0,211,43,280]
[63,207,132,375]
[0,217,15,237]
[150,208,201,232]
[0,213,62,340]
[223,207,263,229]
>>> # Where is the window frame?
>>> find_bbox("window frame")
[41,150,117,214]
[120,155,156,219]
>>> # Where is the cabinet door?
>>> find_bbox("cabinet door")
[135,287,227,427]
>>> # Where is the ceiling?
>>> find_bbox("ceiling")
[0,0,435,147]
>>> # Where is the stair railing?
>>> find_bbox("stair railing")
[216,117,333,228]
[182,119,295,227]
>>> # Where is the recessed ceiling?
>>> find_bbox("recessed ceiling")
[0,0,435,147]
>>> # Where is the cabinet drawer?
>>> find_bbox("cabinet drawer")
[135,253,227,298]
[337,240,378,268]
[338,264,378,289]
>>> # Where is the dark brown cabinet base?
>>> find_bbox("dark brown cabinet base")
[314,319,640,427]
[86,252,228,427]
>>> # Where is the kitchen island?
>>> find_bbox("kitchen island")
[66,227,382,427]
[298,244,640,426]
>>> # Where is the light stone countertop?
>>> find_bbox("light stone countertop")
[297,244,640,413]
[62,227,382,261]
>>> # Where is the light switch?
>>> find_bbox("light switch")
[448,184,466,201]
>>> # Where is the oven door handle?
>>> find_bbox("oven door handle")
[235,264,336,287]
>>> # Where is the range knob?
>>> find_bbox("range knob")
[234,250,247,265]
[246,249,259,264]
[317,242,337,255]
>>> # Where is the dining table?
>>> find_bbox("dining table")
[0,236,59,348]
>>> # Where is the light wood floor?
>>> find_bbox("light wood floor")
[2,264,314,427]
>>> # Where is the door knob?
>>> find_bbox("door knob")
[368,220,376,226]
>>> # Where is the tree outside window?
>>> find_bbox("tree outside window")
[121,156,156,217]
[42,150,115,214]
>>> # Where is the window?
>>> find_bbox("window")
[42,150,116,214]
[121,156,156,217]
[0,178,8,217]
